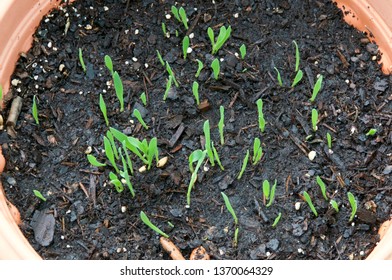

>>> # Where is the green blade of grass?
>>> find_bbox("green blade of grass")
[87,154,106,167]
[140,211,169,238]
[113,71,124,112]
[303,191,318,217]
[221,192,238,225]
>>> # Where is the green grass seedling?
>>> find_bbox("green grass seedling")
[263,179,277,207]
[347,192,357,222]
[87,154,106,167]
[161,22,167,37]
[140,211,169,238]
[109,172,124,193]
[239,44,246,59]
[188,149,205,173]
[183,36,190,60]
[171,6,181,22]
[208,26,232,54]
[179,7,188,30]
[187,150,207,207]
[293,40,300,72]
[163,75,173,101]
[212,142,224,170]
[327,132,332,149]
[192,81,200,105]
[256,99,266,133]
[272,212,282,228]
[366,128,377,136]
[140,92,147,106]
[99,94,109,126]
[330,199,339,213]
[221,192,239,247]
[218,106,225,145]
[316,176,328,200]
[119,148,135,197]
[203,120,215,166]
[310,75,323,102]
[274,67,283,87]
[156,50,165,67]
[78,48,87,72]
[195,59,204,78]
[113,71,124,112]
[121,141,134,175]
[104,136,120,174]
[147,137,159,170]
[104,55,114,76]
[32,95,39,125]
[33,190,47,202]
[133,108,149,130]
[165,62,179,87]
[311,108,318,132]
[237,149,249,179]
[291,69,303,88]
[303,191,318,217]
[106,131,119,160]
[211,58,220,80]
[0,84,3,102]
[252,137,263,165]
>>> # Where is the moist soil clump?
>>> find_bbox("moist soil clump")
[2,0,391,260]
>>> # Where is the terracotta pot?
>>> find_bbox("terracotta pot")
[0,0,391,260]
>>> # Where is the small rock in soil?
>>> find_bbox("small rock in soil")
[6,177,17,186]
[292,223,305,237]
[343,227,354,238]
[266,239,280,251]
[31,210,55,247]
[218,174,235,190]
[166,87,178,100]
[382,165,392,175]
[169,207,182,218]
[249,244,266,260]
[373,78,388,92]
[366,43,378,55]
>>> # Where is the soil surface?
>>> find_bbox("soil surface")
[2,0,391,260]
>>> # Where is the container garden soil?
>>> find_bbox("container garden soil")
[0,0,391,260]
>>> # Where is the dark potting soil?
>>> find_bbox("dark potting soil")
[2,0,391,260]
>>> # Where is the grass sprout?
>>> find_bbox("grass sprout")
[33,190,47,202]
[87,154,106,167]
[347,192,357,222]
[106,131,119,160]
[274,67,283,87]
[263,179,277,207]
[165,61,179,87]
[32,95,39,125]
[104,136,120,174]
[221,192,239,246]
[179,7,188,30]
[121,141,134,175]
[208,26,232,54]
[211,58,220,80]
[327,132,332,149]
[187,150,207,207]
[99,94,109,126]
[109,172,124,193]
[161,22,168,37]
[78,48,87,72]
[310,75,323,102]
[133,108,149,130]
[365,128,377,136]
[0,84,3,102]
[104,54,114,76]
[237,149,250,179]
[163,76,173,101]
[203,120,215,166]
[212,142,224,170]
[256,99,266,133]
[113,71,124,112]
[195,59,204,78]
[316,176,328,200]
[218,106,225,145]
[291,69,303,88]
[192,81,200,105]
[330,199,339,213]
[156,50,165,66]
[182,35,190,60]
[119,148,135,196]
[293,40,300,72]
[272,212,282,228]
[252,137,263,165]
[189,149,205,173]
[239,44,246,59]
[303,191,318,217]
[140,211,169,238]
[140,92,147,106]
[171,6,181,22]
[311,108,318,132]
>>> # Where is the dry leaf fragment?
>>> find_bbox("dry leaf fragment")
[160,237,185,260]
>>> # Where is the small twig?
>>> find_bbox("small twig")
[186,12,201,37]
